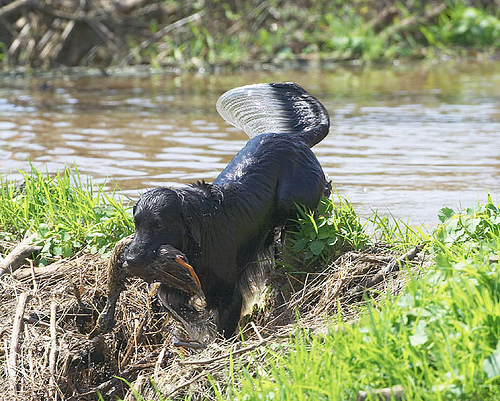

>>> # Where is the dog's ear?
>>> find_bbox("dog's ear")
[178,183,220,247]
[184,217,203,246]
[178,193,204,247]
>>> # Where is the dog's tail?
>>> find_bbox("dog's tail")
[216,82,330,148]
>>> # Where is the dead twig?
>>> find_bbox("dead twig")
[84,16,128,52]
[364,6,399,33]
[120,11,204,66]
[49,301,58,399]
[120,316,147,371]
[382,3,447,38]
[0,0,35,20]
[0,234,42,277]
[381,244,424,275]
[180,338,268,366]
[344,245,423,301]
[13,259,73,281]
[75,352,159,398]
[8,292,30,394]
[164,370,207,399]
[250,321,264,342]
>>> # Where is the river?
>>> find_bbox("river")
[1,61,499,224]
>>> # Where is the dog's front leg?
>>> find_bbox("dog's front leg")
[90,234,134,337]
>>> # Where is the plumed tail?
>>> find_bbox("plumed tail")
[216,82,330,148]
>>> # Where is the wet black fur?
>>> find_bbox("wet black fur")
[126,87,330,338]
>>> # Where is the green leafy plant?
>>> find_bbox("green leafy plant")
[287,195,370,266]
[433,195,500,255]
[224,198,500,401]
[421,3,500,51]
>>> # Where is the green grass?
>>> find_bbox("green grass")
[369,209,428,250]
[0,165,133,265]
[285,194,425,273]
[218,197,500,401]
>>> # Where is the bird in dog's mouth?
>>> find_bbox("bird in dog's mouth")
[123,244,203,297]
[127,244,216,347]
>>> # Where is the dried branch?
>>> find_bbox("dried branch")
[0,0,35,20]
[8,292,30,394]
[164,370,207,399]
[382,3,447,38]
[344,245,423,301]
[49,301,58,399]
[13,259,73,281]
[180,338,269,366]
[120,10,204,66]
[0,234,41,277]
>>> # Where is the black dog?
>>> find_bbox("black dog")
[110,82,329,338]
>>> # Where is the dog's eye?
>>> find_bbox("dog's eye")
[133,214,143,227]
[152,220,163,230]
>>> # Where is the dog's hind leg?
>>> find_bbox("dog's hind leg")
[216,284,244,339]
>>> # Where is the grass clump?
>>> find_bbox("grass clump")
[286,195,424,270]
[221,198,500,401]
[287,196,370,266]
[370,210,428,250]
[0,166,133,264]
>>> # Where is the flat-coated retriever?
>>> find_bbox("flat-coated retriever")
[98,82,330,340]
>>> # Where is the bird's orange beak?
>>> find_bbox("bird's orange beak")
[175,256,202,288]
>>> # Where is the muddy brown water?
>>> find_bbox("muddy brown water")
[1,62,499,224]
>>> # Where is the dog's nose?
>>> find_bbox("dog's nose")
[124,248,142,267]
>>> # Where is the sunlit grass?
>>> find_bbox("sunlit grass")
[369,210,429,250]
[286,195,371,267]
[221,198,500,400]
[0,165,133,265]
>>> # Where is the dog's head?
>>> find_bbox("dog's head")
[125,187,186,268]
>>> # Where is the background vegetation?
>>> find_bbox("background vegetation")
[0,0,499,70]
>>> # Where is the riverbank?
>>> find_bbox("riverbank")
[1,0,499,71]
[0,166,499,399]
